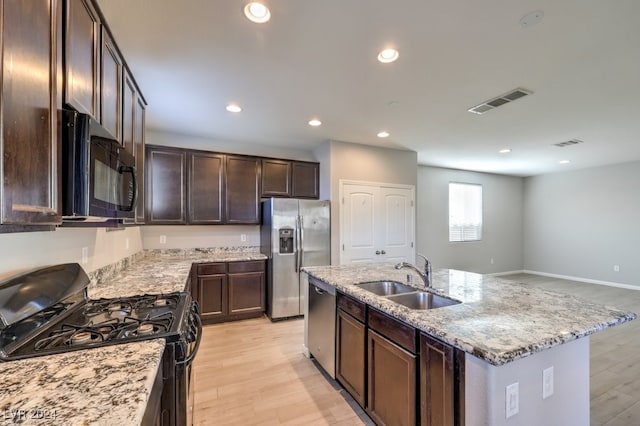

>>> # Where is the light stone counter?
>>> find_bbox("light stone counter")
[303,263,636,366]
[89,247,267,299]
[0,339,165,426]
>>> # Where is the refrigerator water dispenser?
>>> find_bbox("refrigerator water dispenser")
[279,228,294,254]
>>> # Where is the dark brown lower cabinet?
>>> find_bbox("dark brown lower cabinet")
[420,333,465,426]
[194,260,265,324]
[336,309,366,407]
[227,261,265,317]
[195,263,226,323]
[367,327,417,426]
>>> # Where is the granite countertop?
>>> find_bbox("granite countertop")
[89,248,267,299]
[0,339,165,426]
[303,263,636,366]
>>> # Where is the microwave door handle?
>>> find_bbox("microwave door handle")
[118,165,137,212]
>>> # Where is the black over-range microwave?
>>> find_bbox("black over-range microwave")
[61,110,137,221]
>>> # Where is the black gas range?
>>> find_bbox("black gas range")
[0,263,201,426]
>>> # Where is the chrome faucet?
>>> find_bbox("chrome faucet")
[394,253,432,288]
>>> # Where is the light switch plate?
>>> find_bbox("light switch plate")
[543,366,554,399]
[506,382,519,418]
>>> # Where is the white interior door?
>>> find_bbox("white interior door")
[342,184,378,263]
[340,181,415,264]
[380,186,414,263]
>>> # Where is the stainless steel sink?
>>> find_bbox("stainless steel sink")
[356,281,416,296]
[386,291,461,310]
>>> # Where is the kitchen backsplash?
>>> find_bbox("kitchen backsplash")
[0,227,143,280]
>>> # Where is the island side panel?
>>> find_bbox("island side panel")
[465,337,589,426]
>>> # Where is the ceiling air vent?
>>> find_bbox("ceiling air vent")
[553,139,584,148]
[468,88,533,115]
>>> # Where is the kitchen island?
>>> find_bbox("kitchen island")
[303,263,636,426]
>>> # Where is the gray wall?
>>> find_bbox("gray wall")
[321,140,418,264]
[417,166,524,274]
[523,160,640,286]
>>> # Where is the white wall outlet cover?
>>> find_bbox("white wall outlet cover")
[543,366,554,399]
[506,382,519,418]
[125,238,130,250]
[240,234,247,242]
[160,235,167,244]
[81,247,89,264]
[613,265,620,272]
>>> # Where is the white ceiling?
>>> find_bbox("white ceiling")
[97,0,640,177]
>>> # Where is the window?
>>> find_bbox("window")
[449,182,482,242]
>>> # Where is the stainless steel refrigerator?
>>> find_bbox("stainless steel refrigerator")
[261,198,330,320]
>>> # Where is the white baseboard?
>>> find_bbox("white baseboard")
[489,270,525,277]
[302,344,311,358]
[522,269,640,291]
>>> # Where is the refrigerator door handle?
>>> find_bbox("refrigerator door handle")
[299,215,305,269]
[294,215,300,272]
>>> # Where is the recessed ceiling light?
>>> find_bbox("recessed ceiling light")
[559,160,571,164]
[308,119,322,127]
[499,149,512,154]
[244,2,271,24]
[377,131,390,138]
[226,104,242,113]
[377,48,399,63]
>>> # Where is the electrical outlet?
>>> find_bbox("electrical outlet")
[543,366,554,399]
[81,247,89,264]
[125,238,130,250]
[160,235,167,244]
[613,265,620,272]
[506,382,519,418]
[240,234,247,242]
[490,258,494,265]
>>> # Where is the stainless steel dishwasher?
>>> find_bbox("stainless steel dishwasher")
[308,277,336,378]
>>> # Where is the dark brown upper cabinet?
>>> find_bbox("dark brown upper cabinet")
[1,0,62,227]
[292,161,319,198]
[226,155,260,224]
[189,151,224,224]
[123,68,146,225]
[100,28,121,141]
[261,159,291,197]
[64,0,100,119]
[261,159,320,199]
[134,95,146,224]
[146,146,187,224]
[146,146,225,225]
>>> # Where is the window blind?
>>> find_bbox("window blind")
[449,182,482,242]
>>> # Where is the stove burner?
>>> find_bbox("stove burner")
[137,323,155,335]
[71,332,92,345]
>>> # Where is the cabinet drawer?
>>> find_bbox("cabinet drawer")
[228,260,265,273]
[368,308,417,353]
[337,292,366,323]
[197,263,226,275]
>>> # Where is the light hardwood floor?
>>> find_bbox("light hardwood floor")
[193,274,640,425]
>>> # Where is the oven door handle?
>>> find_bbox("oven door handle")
[176,311,202,366]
